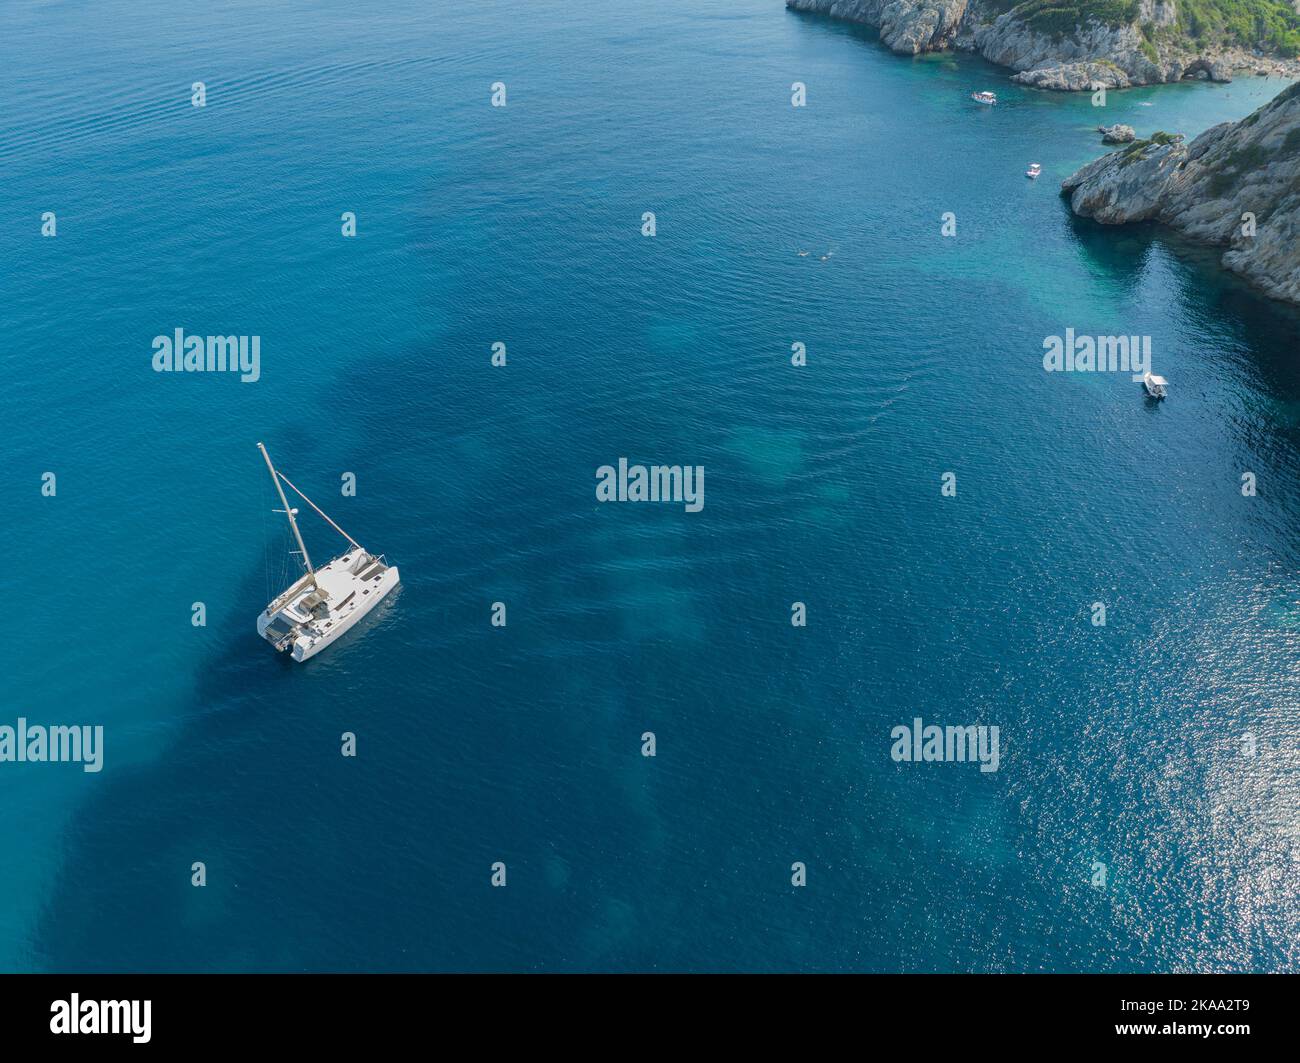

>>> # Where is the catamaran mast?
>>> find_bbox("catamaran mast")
[274,470,362,552]
[257,441,316,586]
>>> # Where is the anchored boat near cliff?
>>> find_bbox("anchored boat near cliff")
[1026,163,1042,179]
[971,91,997,105]
[256,442,400,661]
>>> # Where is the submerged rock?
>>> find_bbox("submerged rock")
[1062,83,1300,304]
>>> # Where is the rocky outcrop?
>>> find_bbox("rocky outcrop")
[1013,62,1131,90]
[785,0,968,54]
[786,0,1300,90]
[881,0,970,54]
[1099,123,1137,142]
[974,3,1166,88]
[1062,82,1300,303]
[1061,132,1188,222]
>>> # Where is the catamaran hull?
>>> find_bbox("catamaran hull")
[258,565,400,662]
[296,566,399,660]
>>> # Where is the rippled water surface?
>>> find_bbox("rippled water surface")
[0,0,1297,971]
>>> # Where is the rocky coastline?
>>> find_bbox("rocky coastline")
[785,0,1300,91]
[1061,81,1300,304]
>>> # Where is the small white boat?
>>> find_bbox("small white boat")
[1026,163,1042,179]
[1141,370,1169,399]
[256,442,400,661]
[971,91,998,105]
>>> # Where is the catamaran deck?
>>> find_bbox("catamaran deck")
[256,442,400,661]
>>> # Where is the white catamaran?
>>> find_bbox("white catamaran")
[256,442,400,661]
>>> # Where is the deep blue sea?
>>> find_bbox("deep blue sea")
[1,0,1298,972]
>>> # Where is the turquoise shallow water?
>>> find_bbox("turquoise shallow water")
[1,0,1298,972]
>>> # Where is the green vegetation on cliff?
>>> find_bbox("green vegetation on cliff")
[983,0,1139,31]
[1022,0,1139,35]
[985,0,1300,55]
[1174,0,1300,55]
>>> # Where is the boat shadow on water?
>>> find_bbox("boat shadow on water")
[1062,209,1163,287]
[24,339,669,971]
[26,523,444,969]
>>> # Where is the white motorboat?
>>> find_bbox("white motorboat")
[1141,370,1169,399]
[256,442,400,661]
[1026,163,1042,178]
[971,91,997,105]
